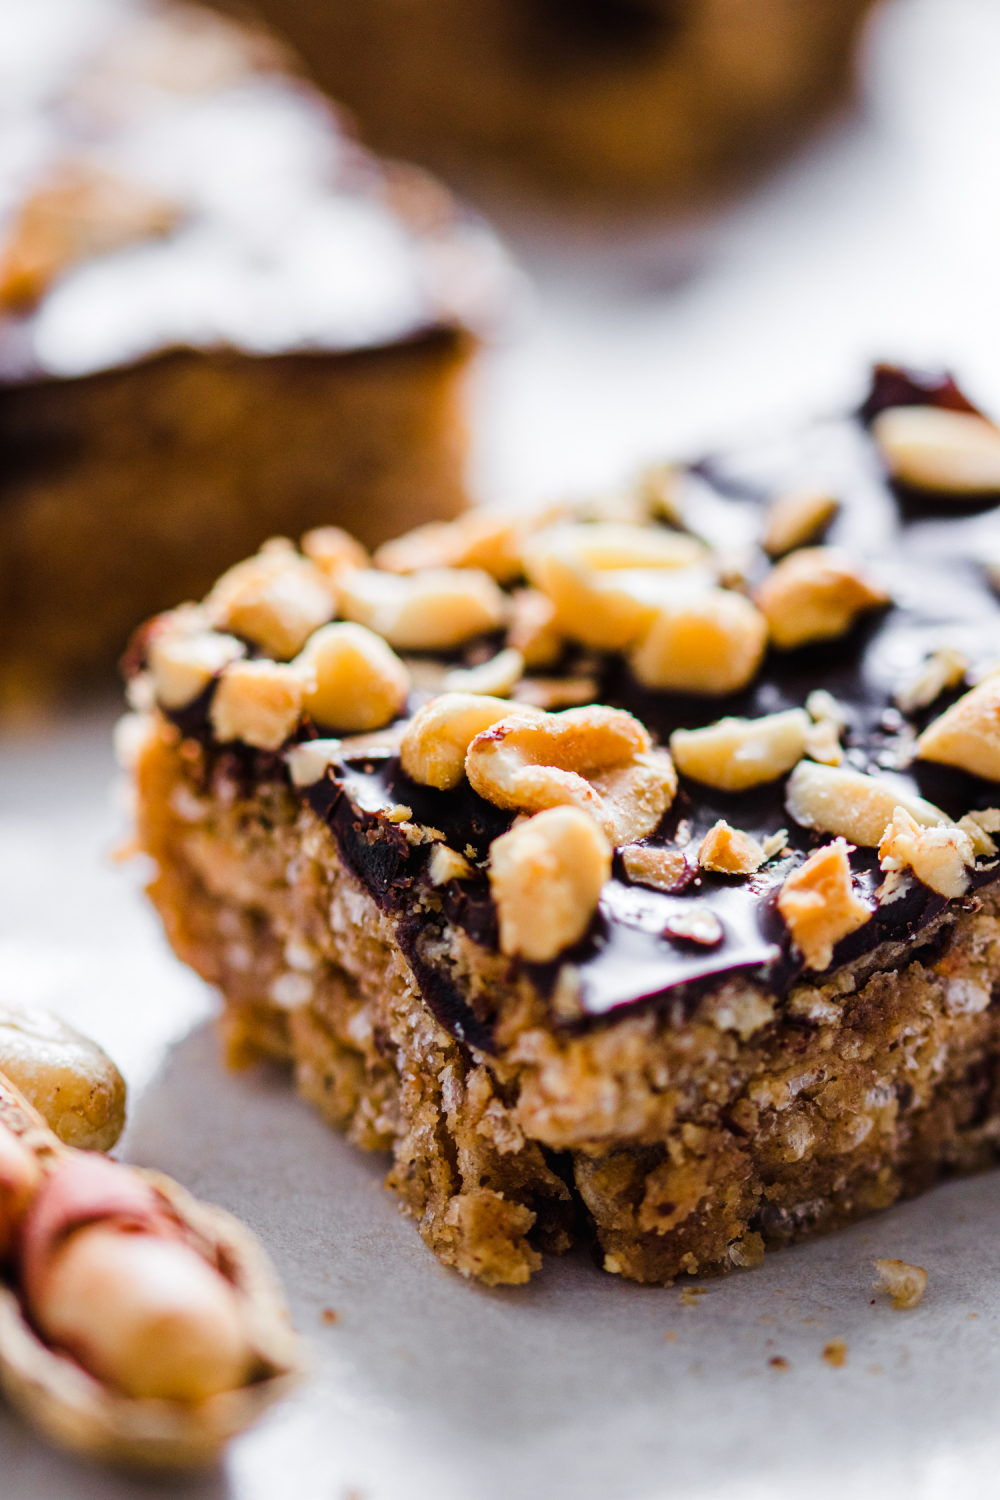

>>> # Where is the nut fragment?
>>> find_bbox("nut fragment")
[466,705,676,845]
[285,738,342,788]
[663,907,724,946]
[294,622,410,732]
[300,525,369,582]
[511,676,598,710]
[505,588,563,668]
[894,647,968,715]
[785,760,949,847]
[873,405,1000,493]
[777,840,871,971]
[148,628,245,710]
[630,589,768,695]
[0,1125,40,1260]
[443,647,524,698]
[427,845,476,885]
[400,693,534,790]
[338,567,506,650]
[698,820,765,875]
[670,709,809,791]
[621,843,689,892]
[762,489,839,557]
[489,807,611,962]
[958,807,1000,857]
[872,1258,928,1309]
[523,523,707,650]
[374,511,525,583]
[755,547,888,650]
[209,659,303,750]
[205,540,335,659]
[878,805,973,898]
[916,675,1000,780]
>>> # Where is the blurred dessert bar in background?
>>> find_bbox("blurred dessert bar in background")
[206,0,879,206]
[0,0,514,709]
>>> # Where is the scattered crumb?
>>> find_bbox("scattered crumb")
[868,1364,883,1375]
[769,1356,790,1370]
[320,1307,339,1325]
[873,1258,928,1310]
[680,1287,708,1307]
[823,1339,848,1368]
[969,1313,979,1320]
[664,1330,677,1342]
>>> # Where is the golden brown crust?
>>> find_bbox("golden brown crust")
[134,715,1000,1286]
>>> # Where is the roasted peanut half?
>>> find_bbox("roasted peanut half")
[300,525,369,582]
[466,705,676,845]
[294,622,410,732]
[204,539,335,659]
[489,807,611,962]
[785,760,949,847]
[630,588,767,695]
[401,693,538,790]
[916,674,1000,780]
[755,547,888,650]
[148,627,245,711]
[873,405,1000,494]
[762,489,839,557]
[443,647,524,698]
[374,510,526,583]
[338,567,506,650]
[670,709,810,791]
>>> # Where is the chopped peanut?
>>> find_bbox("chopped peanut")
[916,675,1000,780]
[505,587,563,668]
[209,659,303,750]
[443,647,524,698]
[878,805,973,898]
[894,647,968,714]
[663,907,723,946]
[777,840,871,971]
[698,820,765,875]
[873,405,1000,494]
[294,621,410,732]
[630,588,768,695]
[621,843,689,892]
[956,813,997,858]
[785,760,950,846]
[300,525,369,582]
[804,718,843,766]
[523,522,707,650]
[205,539,335,659]
[338,567,506,650]
[400,693,534,790]
[755,547,888,650]
[148,628,244,709]
[873,1258,928,1309]
[427,844,476,885]
[762,489,839,557]
[489,807,611,962]
[374,510,525,583]
[466,705,676,845]
[670,709,810,791]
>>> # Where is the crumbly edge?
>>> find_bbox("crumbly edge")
[135,715,1000,1285]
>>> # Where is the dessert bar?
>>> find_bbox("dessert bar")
[125,365,1000,1285]
[0,0,512,706]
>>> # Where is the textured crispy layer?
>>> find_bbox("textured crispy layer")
[136,716,1000,1285]
[0,330,471,710]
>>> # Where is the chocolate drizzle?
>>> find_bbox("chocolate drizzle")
[159,367,1000,1048]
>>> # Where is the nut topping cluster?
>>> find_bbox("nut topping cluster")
[133,381,1000,977]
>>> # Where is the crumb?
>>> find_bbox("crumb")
[680,1287,707,1307]
[822,1339,848,1367]
[969,1313,978,1320]
[664,1330,677,1342]
[873,1258,928,1309]
[868,1364,883,1375]
[769,1356,790,1370]
[321,1307,339,1325]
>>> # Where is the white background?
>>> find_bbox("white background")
[3,0,1000,1495]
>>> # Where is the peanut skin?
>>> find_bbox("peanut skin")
[0,1124,40,1261]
